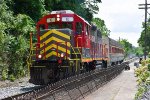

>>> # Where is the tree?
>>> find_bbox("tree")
[119,39,133,57]
[134,47,144,57]
[138,17,150,55]
[10,0,46,22]
[84,0,101,14]
[92,18,110,36]
[44,0,101,22]
[0,0,34,81]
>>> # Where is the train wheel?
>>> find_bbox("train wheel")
[85,62,90,72]
[102,60,107,68]
[80,62,84,74]
[42,68,54,84]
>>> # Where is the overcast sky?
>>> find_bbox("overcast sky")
[94,0,150,47]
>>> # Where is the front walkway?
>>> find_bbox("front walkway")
[83,61,137,100]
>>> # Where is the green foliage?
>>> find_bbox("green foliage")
[135,86,147,100]
[44,0,101,22]
[11,0,46,22]
[11,0,101,22]
[135,66,147,77]
[134,47,143,57]
[8,36,29,78]
[148,64,150,71]
[135,60,150,99]
[8,74,15,82]
[0,0,32,81]
[145,77,150,85]
[1,67,8,80]
[14,14,35,37]
[119,39,133,57]
[92,18,110,36]
[138,17,150,54]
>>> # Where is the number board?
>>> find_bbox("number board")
[62,17,74,22]
[47,18,55,23]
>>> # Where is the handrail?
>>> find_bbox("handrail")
[56,41,69,59]
[29,32,46,60]
[70,45,82,72]
[35,43,46,60]
[76,37,82,47]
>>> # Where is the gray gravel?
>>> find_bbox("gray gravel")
[0,77,40,99]
[140,85,150,100]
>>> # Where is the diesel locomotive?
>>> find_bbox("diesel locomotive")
[28,10,124,85]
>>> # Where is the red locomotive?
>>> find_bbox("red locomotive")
[29,10,124,85]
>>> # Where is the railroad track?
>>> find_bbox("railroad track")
[3,59,136,100]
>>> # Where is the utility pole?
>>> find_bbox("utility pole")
[139,0,150,60]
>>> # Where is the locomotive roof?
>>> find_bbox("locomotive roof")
[51,10,74,14]
[50,10,91,26]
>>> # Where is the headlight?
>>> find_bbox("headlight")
[38,54,42,59]
[60,53,64,58]
[57,18,60,21]
[57,14,60,17]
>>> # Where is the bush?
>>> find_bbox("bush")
[148,53,150,58]
[135,86,147,100]
[148,64,150,71]
[135,59,150,99]
[1,67,8,80]
[135,66,147,77]
[8,74,15,82]
[145,77,150,85]
[0,1,34,81]
[140,71,150,82]
[141,60,146,66]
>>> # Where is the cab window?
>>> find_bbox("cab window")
[48,24,59,29]
[62,22,72,29]
[76,22,82,34]
[39,24,45,31]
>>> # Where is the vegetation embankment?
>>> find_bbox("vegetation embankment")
[134,59,150,99]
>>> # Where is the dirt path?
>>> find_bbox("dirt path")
[84,61,138,100]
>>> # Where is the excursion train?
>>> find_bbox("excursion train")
[28,10,124,85]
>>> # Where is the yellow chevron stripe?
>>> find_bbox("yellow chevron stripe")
[46,51,58,58]
[40,30,52,41]
[40,29,70,41]
[52,30,70,40]
[40,36,71,48]
[40,44,70,54]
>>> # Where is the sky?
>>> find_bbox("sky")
[94,0,150,47]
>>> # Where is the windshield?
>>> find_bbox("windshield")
[48,22,72,29]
